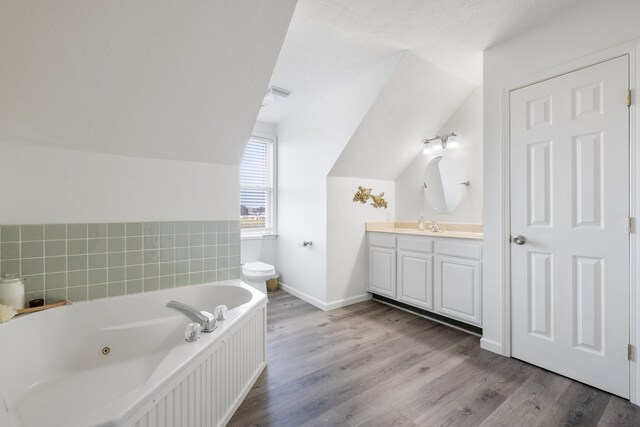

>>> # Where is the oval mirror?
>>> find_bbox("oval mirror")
[424,156,463,213]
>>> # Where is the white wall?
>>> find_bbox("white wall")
[0,1,296,230]
[276,54,401,306]
[395,87,483,223]
[241,236,278,266]
[0,143,239,224]
[326,177,394,307]
[483,0,640,355]
[251,121,277,136]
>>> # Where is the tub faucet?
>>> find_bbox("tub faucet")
[166,301,217,333]
[428,221,440,232]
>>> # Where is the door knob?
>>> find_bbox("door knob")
[512,235,526,245]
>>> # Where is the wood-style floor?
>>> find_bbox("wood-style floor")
[229,291,640,426]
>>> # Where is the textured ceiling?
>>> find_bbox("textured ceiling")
[258,0,593,124]
[0,0,297,164]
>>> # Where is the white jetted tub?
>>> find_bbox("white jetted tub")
[0,280,267,427]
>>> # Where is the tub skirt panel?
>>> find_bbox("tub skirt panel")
[127,306,266,427]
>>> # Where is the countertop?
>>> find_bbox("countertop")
[366,221,483,240]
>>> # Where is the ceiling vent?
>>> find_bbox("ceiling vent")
[262,85,292,107]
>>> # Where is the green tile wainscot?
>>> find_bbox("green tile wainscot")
[0,221,240,305]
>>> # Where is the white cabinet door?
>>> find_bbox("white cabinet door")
[397,250,433,310]
[368,247,396,297]
[434,256,482,325]
[510,56,630,398]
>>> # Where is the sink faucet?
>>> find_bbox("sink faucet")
[428,221,440,232]
[166,301,217,332]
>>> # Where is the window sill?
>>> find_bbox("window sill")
[241,233,278,241]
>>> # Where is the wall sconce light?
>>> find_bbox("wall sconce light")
[423,132,457,155]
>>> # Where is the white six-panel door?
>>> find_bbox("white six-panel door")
[510,55,630,398]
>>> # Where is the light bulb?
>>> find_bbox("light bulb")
[433,144,443,151]
[447,141,459,149]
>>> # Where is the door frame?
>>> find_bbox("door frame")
[499,39,640,403]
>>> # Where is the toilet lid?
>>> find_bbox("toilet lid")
[243,262,275,274]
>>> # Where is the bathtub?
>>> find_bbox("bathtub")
[0,280,267,427]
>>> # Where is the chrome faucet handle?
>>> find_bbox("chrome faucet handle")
[185,322,201,342]
[214,305,228,321]
[199,310,216,332]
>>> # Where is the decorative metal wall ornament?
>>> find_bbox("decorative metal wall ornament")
[353,186,372,204]
[353,186,387,209]
[370,193,388,209]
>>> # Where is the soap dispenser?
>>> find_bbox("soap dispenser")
[418,215,425,231]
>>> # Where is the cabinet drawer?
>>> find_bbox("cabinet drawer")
[397,237,434,253]
[368,233,396,248]
[436,240,482,260]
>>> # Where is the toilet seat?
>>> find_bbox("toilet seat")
[242,262,275,284]
[242,262,275,275]
[241,262,275,297]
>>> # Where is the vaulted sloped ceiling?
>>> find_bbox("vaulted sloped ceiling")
[0,0,297,165]
[261,0,593,125]
[262,0,594,180]
[328,52,475,180]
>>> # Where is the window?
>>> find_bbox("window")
[240,136,276,235]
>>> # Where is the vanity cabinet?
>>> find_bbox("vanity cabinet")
[367,231,483,327]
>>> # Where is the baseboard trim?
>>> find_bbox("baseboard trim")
[278,282,327,311]
[480,337,504,355]
[278,283,372,311]
[325,293,372,311]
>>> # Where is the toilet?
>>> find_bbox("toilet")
[241,262,275,295]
